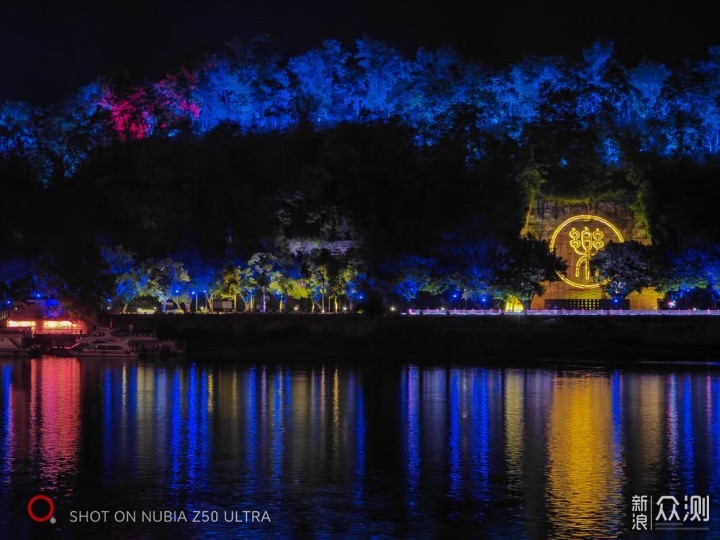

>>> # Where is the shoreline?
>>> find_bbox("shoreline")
[99,313,720,363]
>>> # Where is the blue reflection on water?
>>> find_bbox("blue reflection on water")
[246,367,258,499]
[667,374,679,491]
[405,366,420,512]
[449,369,461,501]
[169,370,182,490]
[103,369,112,475]
[284,369,292,410]
[5,360,720,538]
[472,369,489,502]
[199,367,209,486]
[272,367,283,493]
[682,375,695,492]
[187,364,198,488]
[127,365,138,477]
[355,377,365,506]
[1,365,12,485]
[154,368,167,460]
[713,378,720,494]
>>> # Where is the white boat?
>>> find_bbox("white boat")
[0,328,37,356]
[67,327,182,358]
[69,339,138,358]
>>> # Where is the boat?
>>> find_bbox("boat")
[0,327,39,357]
[69,339,138,358]
[67,327,182,358]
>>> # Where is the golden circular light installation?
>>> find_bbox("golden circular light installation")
[549,214,624,289]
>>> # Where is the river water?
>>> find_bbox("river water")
[1,357,719,538]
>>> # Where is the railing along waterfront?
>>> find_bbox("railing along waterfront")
[406,308,720,316]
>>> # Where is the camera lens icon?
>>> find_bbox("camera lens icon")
[27,495,56,524]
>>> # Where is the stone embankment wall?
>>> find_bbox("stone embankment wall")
[108,313,720,362]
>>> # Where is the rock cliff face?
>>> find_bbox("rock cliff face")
[525,199,661,310]
[526,199,651,246]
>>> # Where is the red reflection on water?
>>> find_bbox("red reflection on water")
[29,358,81,490]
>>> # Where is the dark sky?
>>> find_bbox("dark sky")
[1,0,718,104]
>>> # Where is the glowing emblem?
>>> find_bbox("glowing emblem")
[569,226,604,280]
[549,215,624,289]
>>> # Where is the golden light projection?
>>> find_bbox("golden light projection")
[549,215,624,289]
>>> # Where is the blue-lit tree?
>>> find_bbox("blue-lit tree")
[7,38,720,184]
[287,40,350,126]
[183,257,220,312]
[441,237,498,307]
[100,246,143,312]
[656,247,707,308]
[700,245,720,307]
[388,255,445,308]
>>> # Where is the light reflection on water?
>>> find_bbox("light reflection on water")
[0,358,719,538]
[546,374,623,538]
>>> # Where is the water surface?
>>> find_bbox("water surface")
[1,357,719,538]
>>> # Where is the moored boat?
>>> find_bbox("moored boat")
[0,328,39,357]
[69,339,138,358]
[67,327,182,358]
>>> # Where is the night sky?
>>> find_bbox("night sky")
[1,0,718,104]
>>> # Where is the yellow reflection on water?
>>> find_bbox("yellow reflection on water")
[547,374,622,538]
[504,370,525,492]
[136,365,155,467]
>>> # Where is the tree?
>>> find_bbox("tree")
[340,259,366,311]
[139,258,190,312]
[217,263,241,311]
[593,241,654,305]
[287,40,349,126]
[0,258,37,303]
[269,268,309,312]
[236,266,258,312]
[442,238,497,307]
[494,237,566,310]
[329,258,364,312]
[700,245,720,307]
[655,247,707,308]
[183,258,220,312]
[305,260,330,313]
[101,245,142,312]
[388,255,445,307]
[248,252,277,313]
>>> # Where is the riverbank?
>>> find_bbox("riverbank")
[100,313,720,363]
